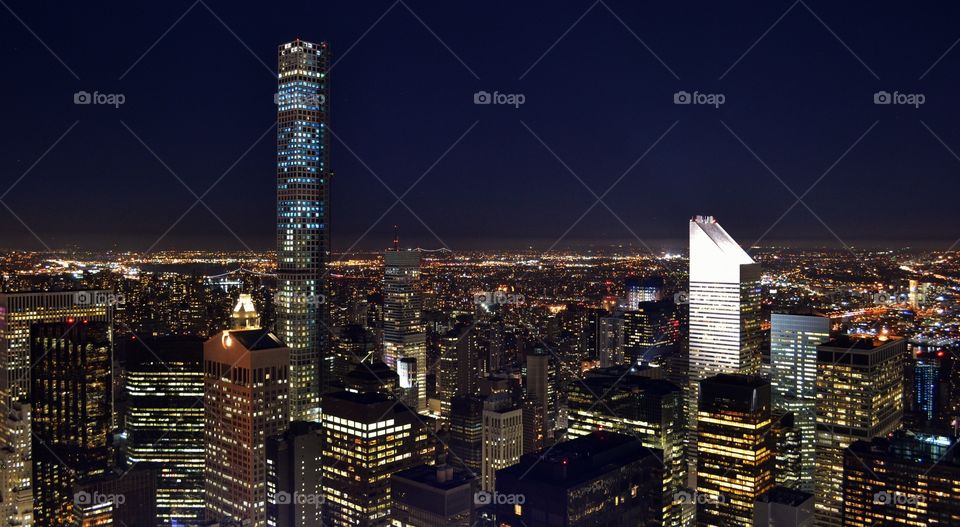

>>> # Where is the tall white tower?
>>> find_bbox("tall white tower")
[687,215,762,476]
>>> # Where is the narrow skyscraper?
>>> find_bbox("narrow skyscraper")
[770,313,829,492]
[31,320,112,526]
[383,244,427,411]
[276,38,330,422]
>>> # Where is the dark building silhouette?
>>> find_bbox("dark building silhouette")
[266,421,323,527]
[448,395,483,473]
[495,431,667,526]
[390,464,477,527]
[31,321,112,526]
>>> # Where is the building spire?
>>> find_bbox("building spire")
[393,225,400,251]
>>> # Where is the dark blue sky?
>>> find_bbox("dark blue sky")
[2,1,960,252]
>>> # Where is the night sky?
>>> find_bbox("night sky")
[2,1,960,252]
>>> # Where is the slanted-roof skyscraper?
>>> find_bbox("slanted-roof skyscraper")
[687,216,761,474]
[276,38,330,422]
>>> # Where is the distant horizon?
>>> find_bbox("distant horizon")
[2,236,958,254]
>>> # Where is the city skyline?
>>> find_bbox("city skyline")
[4,3,960,527]
[4,2,960,252]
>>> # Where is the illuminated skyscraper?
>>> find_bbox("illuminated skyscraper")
[842,432,960,527]
[481,383,522,492]
[0,289,114,523]
[383,248,427,412]
[204,328,290,527]
[814,335,905,527]
[276,38,330,422]
[697,374,774,527]
[687,216,761,471]
[321,391,435,527]
[596,316,624,367]
[0,402,31,526]
[125,336,204,526]
[566,367,686,527]
[522,350,556,454]
[624,299,678,364]
[770,313,830,492]
[30,321,112,527]
[0,291,113,409]
[438,323,479,419]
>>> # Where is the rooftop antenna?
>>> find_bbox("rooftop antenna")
[393,225,400,251]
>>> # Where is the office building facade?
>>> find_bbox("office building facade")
[383,249,427,412]
[204,328,290,527]
[770,313,830,492]
[814,335,905,527]
[697,374,774,527]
